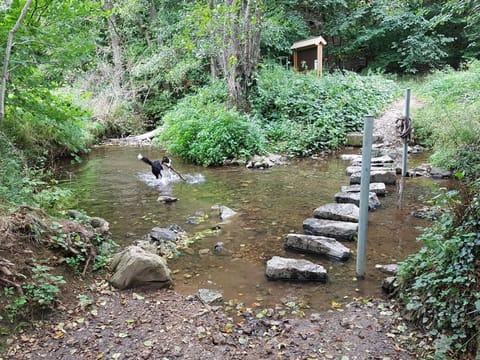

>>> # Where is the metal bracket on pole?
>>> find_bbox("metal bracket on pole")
[356,115,374,279]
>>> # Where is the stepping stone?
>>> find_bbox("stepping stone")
[285,234,351,261]
[345,165,397,176]
[313,203,359,222]
[334,191,381,210]
[350,170,396,185]
[303,218,357,241]
[351,155,395,165]
[341,183,386,197]
[265,256,327,282]
[340,154,362,162]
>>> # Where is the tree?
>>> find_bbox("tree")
[0,0,32,126]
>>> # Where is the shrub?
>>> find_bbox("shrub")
[251,65,398,155]
[157,82,265,166]
[397,184,480,359]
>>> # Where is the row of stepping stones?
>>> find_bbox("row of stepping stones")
[265,153,398,282]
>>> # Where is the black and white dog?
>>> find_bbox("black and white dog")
[137,153,171,179]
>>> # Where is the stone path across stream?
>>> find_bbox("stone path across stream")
[265,139,399,283]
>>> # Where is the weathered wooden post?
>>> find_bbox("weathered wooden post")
[356,115,374,279]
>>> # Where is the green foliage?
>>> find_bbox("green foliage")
[397,185,480,359]
[251,65,397,155]
[410,60,480,179]
[4,264,66,321]
[158,82,265,166]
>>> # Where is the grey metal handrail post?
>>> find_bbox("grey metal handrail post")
[356,115,374,279]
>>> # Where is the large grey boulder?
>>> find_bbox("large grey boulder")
[265,256,327,282]
[303,218,358,241]
[285,234,351,261]
[350,170,397,185]
[341,183,386,197]
[313,203,359,222]
[334,191,381,210]
[110,246,172,289]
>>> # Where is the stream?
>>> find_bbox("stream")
[59,146,447,312]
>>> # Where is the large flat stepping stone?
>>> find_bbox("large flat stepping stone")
[351,155,395,165]
[350,170,396,185]
[265,256,327,282]
[285,234,351,261]
[345,133,382,147]
[341,183,386,197]
[334,191,381,210]
[346,165,398,176]
[313,203,359,222]
[303,218,357,241]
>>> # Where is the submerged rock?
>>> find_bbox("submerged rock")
[265,256,327,282]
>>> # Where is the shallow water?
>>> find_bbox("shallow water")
[59,146,447,311]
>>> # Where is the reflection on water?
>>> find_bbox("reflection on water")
[60,146,446,311]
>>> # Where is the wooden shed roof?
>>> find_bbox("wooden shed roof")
[291,36,327,50]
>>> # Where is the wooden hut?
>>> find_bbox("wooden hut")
[291,36,327,76]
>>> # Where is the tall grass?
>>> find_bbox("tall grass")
[411,60,480,179]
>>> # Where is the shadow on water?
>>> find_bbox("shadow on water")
[59,146,449,311]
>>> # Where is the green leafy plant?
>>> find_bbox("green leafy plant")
[158,81,265,166]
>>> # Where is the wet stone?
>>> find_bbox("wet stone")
[341,183,386,197]
[285,234,352,261]
[313,203,359,223]
[196,288,223,304]
[375,264,399,274]
[345,165,397,176]
[303,218,358,242]
[350,170,397,185]
[334,191,381,210]
[265,256,327,282]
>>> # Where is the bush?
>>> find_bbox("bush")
[251,65,398,155]
[411,60,480,177]
[158,82,265,166]
[397,184,480,359]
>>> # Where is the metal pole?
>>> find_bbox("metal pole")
[356,115,374,279]
[401,89,411,177]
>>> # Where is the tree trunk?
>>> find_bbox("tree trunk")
[104,0,125,95]
[219,0,262,113]
[0,0,33,126]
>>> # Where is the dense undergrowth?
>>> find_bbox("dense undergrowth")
[158,66,397,165]
[396,60,480,359]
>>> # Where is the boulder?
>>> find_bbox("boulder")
[313,203,359,222]
[265,256,327,282]
[157,195,178,203]
[303,218,358,241]
[341,183,386,197]
[110,245,172,290]
[334,191,381,210]
[285,233,351,261]
[351,155,395,166]
[350,170,397,185]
